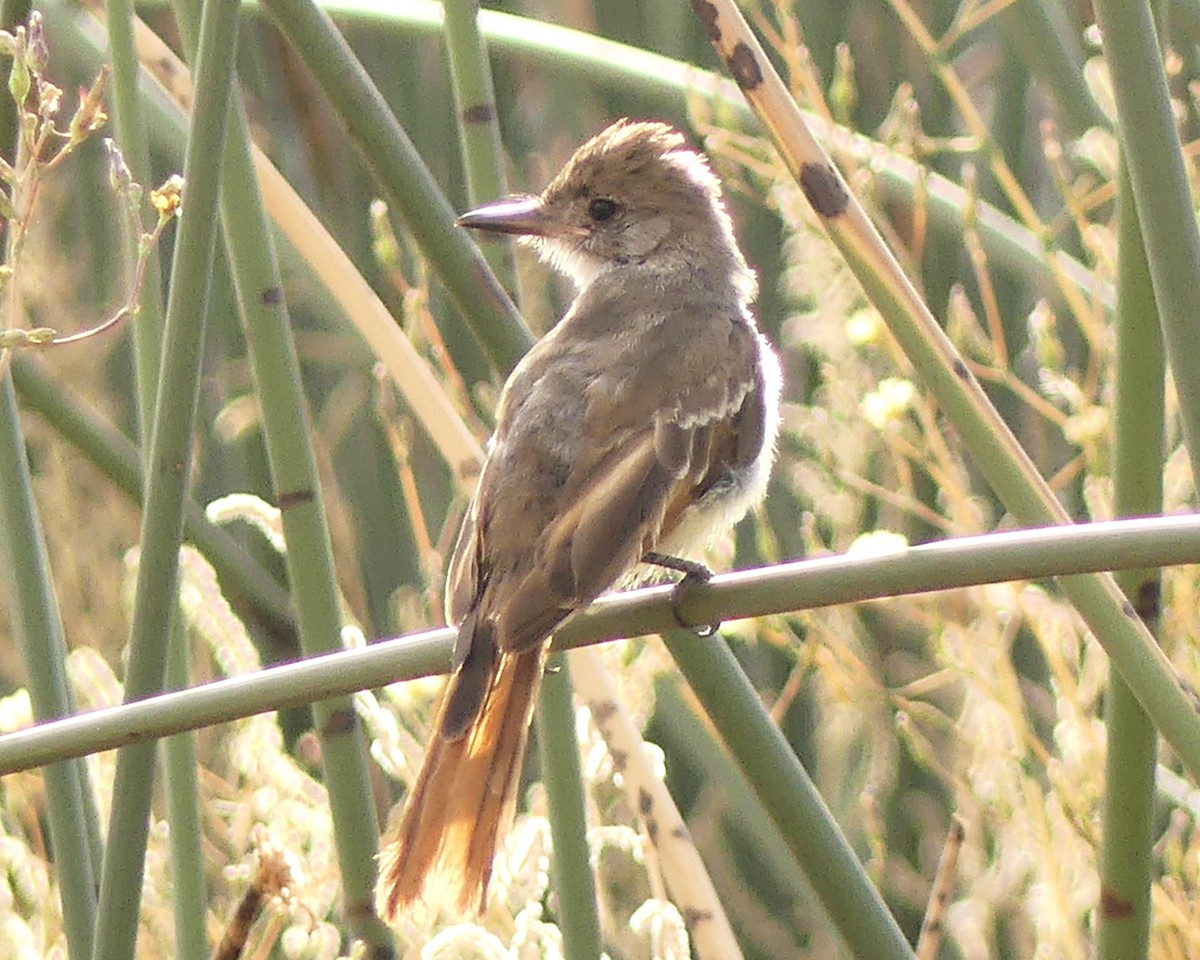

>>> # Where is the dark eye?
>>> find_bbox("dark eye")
[588,197,620,222]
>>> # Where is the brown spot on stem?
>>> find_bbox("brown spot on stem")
[799,162,849,218]
[1100,886,1135,919]
[590,701,617,724]
[461,103,495,124]
[277,488,315,511]
[1134,580,1161,622]
[727,42,763,91]
[321,708,358,738]
[689,0,721,42]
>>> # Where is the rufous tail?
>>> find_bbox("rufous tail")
[375,640,546,920]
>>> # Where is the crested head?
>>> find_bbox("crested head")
[536,120,749,290]
[541,120,721,219]
[458,120,755,298]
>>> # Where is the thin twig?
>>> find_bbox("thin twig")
[915,814,966,960]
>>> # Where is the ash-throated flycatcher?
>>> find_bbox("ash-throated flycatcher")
[376,119,782,919]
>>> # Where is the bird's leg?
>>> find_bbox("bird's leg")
[641,551,720,637]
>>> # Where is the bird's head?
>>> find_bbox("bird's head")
[457,120,749,293]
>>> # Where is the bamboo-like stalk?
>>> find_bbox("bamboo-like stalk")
[159,0,396,947]
[90,0,241,955]
[661,626,916,960]
[536,653,603,960]
[1096,165,1162,960]
[10,356,295,636]
[1093,0,1200,483]
[689,0,1200,782]
[441,0,515,289]
[6,514,1200,775]
[0,7,99,958]
[0,385,99,960]
[104,0,208,943]
[993,0,1107,138]
[255,0,534,374]
[163,624,208,960]
[103,0,165,429]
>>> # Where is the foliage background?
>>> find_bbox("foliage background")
[0,0,1195,958]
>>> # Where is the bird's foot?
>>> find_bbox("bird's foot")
[641,551,720,637]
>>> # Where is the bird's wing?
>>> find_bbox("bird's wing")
[445,494,482,640]
[492,351,762,652]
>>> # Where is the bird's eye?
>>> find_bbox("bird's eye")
[588,197,620,222]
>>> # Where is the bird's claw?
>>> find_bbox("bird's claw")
[641,551,722,637]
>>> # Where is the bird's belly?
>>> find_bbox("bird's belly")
[652,439,774,560]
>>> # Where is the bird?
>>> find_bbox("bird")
[375,118,783,921]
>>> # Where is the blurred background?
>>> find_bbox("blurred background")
[2,0,1191,957]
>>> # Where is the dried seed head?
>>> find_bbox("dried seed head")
[26,12,46,77]
[151,174,184,219]
[68,66,108,143]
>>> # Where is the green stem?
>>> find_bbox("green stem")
[108,0,205,946]
[162,618,208,960]
[537,653,602,960]
[441,0,516,290]
[11,353,295,637]
[0,382,98,960]
[6,515,1200,773]
[91,0,241,955]
[1093,0,1200,483]
[0,7,98,958]
[166,0,395,944]
[256,0,533,374]
[993,0,1107,138]
[104,0,165,434]
[0,628,450,773]
[661,629,916,960]
[1095,163,1162,960]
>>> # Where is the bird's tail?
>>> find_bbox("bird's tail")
[375,624,546,920]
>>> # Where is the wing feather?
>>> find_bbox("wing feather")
[445,306,766,660]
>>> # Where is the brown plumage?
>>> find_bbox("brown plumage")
[375,119,782,921]
[376,629,543,916]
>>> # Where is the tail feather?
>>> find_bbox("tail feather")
[376,641,547,919]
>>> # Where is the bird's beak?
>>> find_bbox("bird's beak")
[456,196,561,237]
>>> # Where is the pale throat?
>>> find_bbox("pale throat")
[532,236,614,291]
